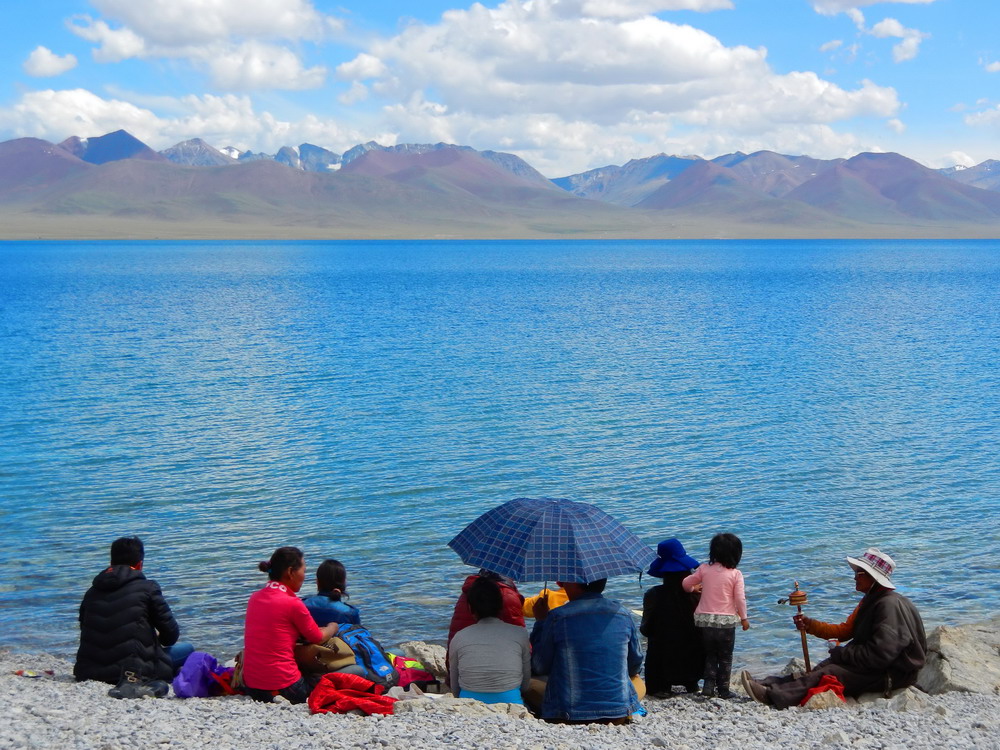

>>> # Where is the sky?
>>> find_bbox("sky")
[0,0,997,177]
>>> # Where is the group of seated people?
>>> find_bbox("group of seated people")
[75,536,928,724]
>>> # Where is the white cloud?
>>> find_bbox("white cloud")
[941,151,976,168]
[67,0,340,91]
[208,42,327,90]
[0,88,368,154]
[67,20,327,90]
[820,40,843,52]
[331,0,899,172]
[869,18,929,62]
[812,0,936,15]
[965,104,1000,129]
[336,53,388,81]
[89,0,339,46]
[886,117,905,133]
[68,17,146,62]
[0,88,160,144]
[985,61,1000,73]
[845,8,866,30]
[570,0,734,18]
[23,46,78,77]
[339,82,370,105]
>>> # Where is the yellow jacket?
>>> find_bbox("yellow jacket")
[522,586,570,618]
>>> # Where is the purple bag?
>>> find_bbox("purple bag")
[173,652,235,698]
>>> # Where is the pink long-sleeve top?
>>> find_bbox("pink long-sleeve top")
[242,580,325,690]
[682,563,748,620]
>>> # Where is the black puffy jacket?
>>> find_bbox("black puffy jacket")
[74,565,180,684]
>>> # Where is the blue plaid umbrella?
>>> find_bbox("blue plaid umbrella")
[447,497,656,584]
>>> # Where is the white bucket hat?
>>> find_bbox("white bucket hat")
[846,547,896,589]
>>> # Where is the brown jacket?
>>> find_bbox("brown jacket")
[828,587,926,681]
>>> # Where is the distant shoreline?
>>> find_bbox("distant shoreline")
[3,213,1000,242]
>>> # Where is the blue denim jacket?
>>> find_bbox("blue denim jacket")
[530,592,643,721]
[301,592,361,627]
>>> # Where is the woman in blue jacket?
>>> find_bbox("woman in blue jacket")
[302,559,362,626]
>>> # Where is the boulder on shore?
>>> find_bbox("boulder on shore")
[917,615,1000,695]
[399,641,448,682]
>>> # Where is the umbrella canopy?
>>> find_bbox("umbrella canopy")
[447,497,656,584]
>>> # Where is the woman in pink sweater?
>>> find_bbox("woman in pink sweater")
[682,533,750,699]
[242,547,339,703]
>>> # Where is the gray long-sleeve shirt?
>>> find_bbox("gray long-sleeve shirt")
[448,617,531,695]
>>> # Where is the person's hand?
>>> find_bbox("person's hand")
[741,618,750,631]
[321,622,339,640]
[534,593,550,622]
[793,614,809,632]
[689,583,703,594]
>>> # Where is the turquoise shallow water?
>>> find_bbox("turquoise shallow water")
[0,239,997,671]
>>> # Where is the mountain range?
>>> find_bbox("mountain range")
[1,128,999,239]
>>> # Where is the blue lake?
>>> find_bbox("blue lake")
[0,239,997,671]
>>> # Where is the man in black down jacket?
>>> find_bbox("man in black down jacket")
[74,537,185,684]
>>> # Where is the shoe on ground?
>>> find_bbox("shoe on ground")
[700,680,715,698]
[108,670,168,699]
[143,680,169,698]
[740,670,770,705]
[716,689,735,699]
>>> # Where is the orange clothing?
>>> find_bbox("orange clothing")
[804,602,860,641]
[522,587,570,618]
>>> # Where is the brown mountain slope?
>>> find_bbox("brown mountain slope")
[0,137,92,198]
[340,146,575,206]
[718,150,842,197]
[9,149,639,236]
[634,159,849,228]
[785,163,901,222]
[789,152,1000,222]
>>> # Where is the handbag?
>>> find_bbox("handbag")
[295,637,357,674]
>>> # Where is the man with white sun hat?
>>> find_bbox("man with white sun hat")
[741,547,927,709]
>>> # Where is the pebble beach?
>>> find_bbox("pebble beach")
[4,650,998,750]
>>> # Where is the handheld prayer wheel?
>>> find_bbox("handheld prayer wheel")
[778,580,812,671]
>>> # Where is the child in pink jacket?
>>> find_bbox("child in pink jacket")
[682,533,750,698]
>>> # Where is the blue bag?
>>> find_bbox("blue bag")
[334,624,399,687]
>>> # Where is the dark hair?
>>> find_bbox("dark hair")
[110,537,144,566]
[258,546,304,582]
[709,533,743,569]
[316,559,348,600]
[582,578,607,594]
[467,576,503,620]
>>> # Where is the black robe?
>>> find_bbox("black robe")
[640,572,704,692]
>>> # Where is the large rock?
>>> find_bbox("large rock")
[852,686,930,712]
[398,641,448,681]
[917,615,1000,695]
[802,690,847,710]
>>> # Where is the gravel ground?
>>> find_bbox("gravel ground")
[2,650,998,750]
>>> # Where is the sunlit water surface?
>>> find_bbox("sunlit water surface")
[1,239,997,673]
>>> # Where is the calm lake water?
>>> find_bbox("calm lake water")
[1,239,997,671]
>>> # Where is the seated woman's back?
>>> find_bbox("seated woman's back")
[302,558,362,627]
[448,577,530,704]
